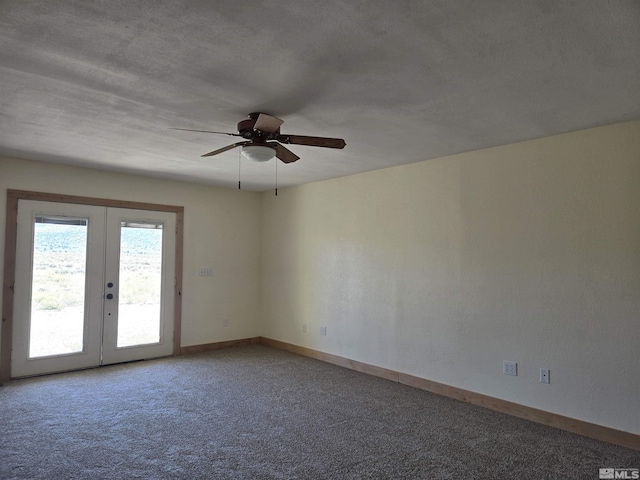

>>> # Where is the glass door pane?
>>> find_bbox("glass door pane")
[12,200,105,378]
[117,221,164,347]
[29,216,88,358]
[102,207,175,365]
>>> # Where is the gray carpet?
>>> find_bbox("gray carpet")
[1,345,638,479]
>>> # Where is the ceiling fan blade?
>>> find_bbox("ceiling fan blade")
[170,128,239,136]
[276,134,346,149]
[201,142,246,157]
[274,143,300,164]
[253,113,284,134]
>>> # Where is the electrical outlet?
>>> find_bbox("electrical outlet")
[540,368,550,384]
[223,318,229,327]
[302,324,307,333]
[320,326,327,336]
[503,361,517,376]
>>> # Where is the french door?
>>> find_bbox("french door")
[11,200,176,378]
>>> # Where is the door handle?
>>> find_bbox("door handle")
[106,293,114,300]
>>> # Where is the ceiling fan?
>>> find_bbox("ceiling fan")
[171,112,346,164]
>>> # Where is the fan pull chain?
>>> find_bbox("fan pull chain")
[275,158,278,196]
[238,148,242,190]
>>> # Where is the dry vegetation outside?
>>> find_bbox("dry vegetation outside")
[29,223,163,357]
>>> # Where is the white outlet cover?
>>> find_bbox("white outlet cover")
[540,368,550,384]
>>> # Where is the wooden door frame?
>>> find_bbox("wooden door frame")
[1,189,185,383]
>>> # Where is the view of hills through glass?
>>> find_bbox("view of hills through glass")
[29,220,163,358]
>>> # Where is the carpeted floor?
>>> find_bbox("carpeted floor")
[1,345,638,479]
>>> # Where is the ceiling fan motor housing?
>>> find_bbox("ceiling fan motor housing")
[237,118,257,138]
[238,113,282,140]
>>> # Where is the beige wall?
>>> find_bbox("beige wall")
[260,120,640,434]
[0,156,262,348]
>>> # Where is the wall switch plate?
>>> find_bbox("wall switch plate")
[540,368,550,384]
[503,361,517,376]
[223,318,229,327]
[302,324,307,333]
[199,267,213,276]
[320,326,327,336]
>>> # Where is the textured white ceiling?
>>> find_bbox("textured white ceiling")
[1,1,639,191]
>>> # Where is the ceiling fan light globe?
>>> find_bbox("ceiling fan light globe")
[241,145,275,162]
